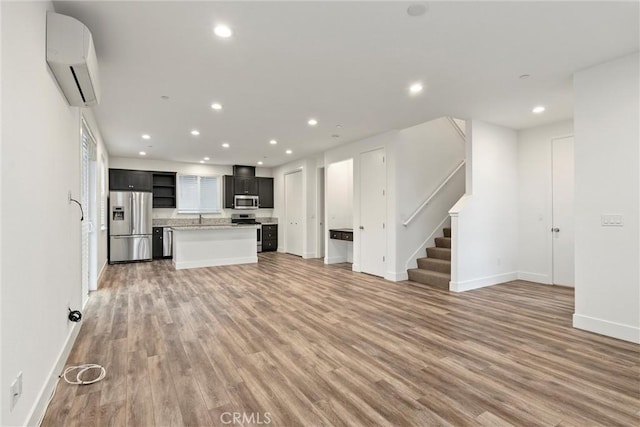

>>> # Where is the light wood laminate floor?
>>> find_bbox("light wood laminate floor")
[42,253,639,426]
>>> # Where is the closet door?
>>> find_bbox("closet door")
[285,171,303,256]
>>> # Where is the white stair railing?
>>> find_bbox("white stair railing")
[402,160,466,227]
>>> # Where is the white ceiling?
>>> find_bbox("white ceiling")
[54,1,639,167]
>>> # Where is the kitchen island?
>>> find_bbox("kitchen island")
[171,224,259,270]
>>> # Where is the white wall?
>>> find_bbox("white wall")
[573,53,639,343]
[272,156,320,258]
[396,117,466,276]
[323,131,398,278]
[1,2,88,425]
[274,117,466,279]
[109,157,274,219]
[326,159,353,263]
[0,1,4,423]
[517,120,573,284]
[450,120,519,292]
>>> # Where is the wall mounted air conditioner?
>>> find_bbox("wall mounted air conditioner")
[46,12,101,107]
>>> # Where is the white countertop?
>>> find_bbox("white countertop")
[170,224,259,231]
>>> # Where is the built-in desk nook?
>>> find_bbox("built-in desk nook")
[329,228,353,241]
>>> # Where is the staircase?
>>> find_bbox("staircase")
[407,227,451,289]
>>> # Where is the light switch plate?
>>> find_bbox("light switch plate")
[601,214,623,226]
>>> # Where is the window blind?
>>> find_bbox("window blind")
[178,175,220,213]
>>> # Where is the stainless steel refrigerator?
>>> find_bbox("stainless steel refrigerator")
[109,191,153,263]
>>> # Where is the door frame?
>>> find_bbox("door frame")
[316,166,325,258]
[283,168,304,256]
[550,134,575,287]
[80,115,99,304]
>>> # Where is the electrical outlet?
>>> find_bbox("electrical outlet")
[601,214,624,227]
[10,372,22,411]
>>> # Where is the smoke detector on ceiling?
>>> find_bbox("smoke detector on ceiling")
[407,3,428,17]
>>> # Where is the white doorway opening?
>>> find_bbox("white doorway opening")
[551,135,575,287]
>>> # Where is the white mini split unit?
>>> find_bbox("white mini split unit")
[46,12,101,107]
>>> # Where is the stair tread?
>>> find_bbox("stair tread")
[416,257,450,264]
[408,269,450,278]
[407,268,450,290]
[427,247,451,252]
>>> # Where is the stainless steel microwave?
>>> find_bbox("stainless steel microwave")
[234,195,259,209]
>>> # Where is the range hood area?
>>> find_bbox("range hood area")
[223,165,274,209]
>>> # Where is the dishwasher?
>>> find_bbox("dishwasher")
[162,227,173,258]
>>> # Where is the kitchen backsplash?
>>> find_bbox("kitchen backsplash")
[152,208,275,219]
[153,217,278,226]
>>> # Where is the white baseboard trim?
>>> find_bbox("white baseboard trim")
[517,271,552,285]
[173,256,257,270]
[27,322,81,426]
[450,271,518,293]
[302,251,315,259]
[385,271,408,282]
[573,314,640,344]
[326,256,347,264]
[351,263,360,272]
[97,260,108,287]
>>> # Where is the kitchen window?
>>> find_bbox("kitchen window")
[177,174,221,213]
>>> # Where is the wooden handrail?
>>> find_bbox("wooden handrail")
[402,160,465,227]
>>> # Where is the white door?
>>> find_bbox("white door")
[317,167,325,258]
[360,148,386,277]
[81,119,98,305]
[285,170,303,256]
[552,136,575,287]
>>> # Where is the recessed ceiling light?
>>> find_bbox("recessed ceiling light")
[258,161,263,165]
[139,151,146,156]
[213,25,233,38]
[335,124,343,129]
[141,134,151,140]
[286,149,292,154]
[269,139,278,145]
[222,142,230,148]
[409,82,423,94]
[519,74,531,80]
[308,119,318,126]
[332,134,340,138]
[532,105,546,114]
[203,157,210,161]
[199,160,205,164]
[160,95,170,100]
[407,4,428,17]
[191,130,200,136]
[211,102,223,110]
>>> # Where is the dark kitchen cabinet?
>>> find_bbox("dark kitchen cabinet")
[109,169,153,192]
[152,227,163,259]
[152,172,176,208]
[233,176,258,196]
[257,177,274,208]
[233,165,256,177]
[223,174,271,209]
[261,224,278,252]
[223,175,234,208]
